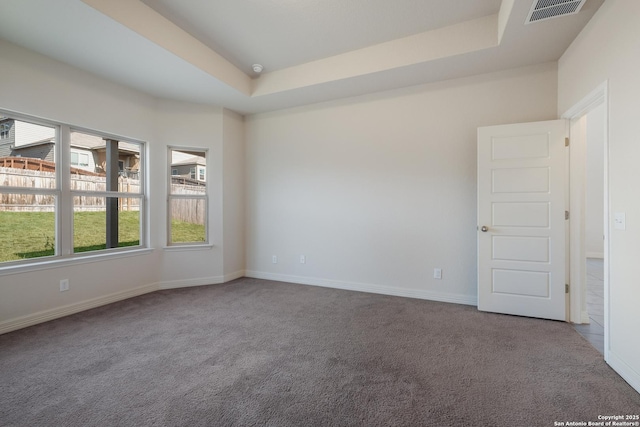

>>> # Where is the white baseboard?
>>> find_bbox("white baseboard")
[586,252,604,259]
[157,270,246,290]
[224,269,245,282]
[607,351,640,395]
[1,272,247,335]
[158,275,225,289]
[581,310,591,324]
[245,270,477,306]
[0,270,475,335]
[0,283,158,335]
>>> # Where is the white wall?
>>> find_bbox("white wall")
[222,109,246,280]
[558,0,640,392]
[246,63,558,304]
[0,40,238,330]
[585,103,605,258]
[155,100,226,288]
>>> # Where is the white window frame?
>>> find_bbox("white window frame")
[167,146,209,247]
[0,109,148,271]
[70,127,146,255]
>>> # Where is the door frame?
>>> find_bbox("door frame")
[561,81,609,361]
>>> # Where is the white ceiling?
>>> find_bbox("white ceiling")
[140,0,502,73]
[0,0,603,114]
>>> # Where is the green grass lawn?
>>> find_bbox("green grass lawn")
[73,210,140,253]
[0,211,205,262]
[170,218,206,244]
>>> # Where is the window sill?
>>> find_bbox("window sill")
[163,244,214,252]
[0,247,154,277]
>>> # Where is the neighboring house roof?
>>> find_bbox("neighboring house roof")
[70,132,139,155]
[11,138,54,149]
[171,156,206,167]
[70,132,105,149]
[1,123,140,156]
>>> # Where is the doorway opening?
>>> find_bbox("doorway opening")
[563,82,609,359]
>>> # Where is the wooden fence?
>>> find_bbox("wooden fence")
[170,181,206,225]
[1,167,56,211]
[1,168,206,224]
[0,167,141,212]
[0,157,56,173]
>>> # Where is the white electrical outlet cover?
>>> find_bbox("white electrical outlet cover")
[614,212,626,230]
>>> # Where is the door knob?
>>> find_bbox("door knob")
[481,226,489,232]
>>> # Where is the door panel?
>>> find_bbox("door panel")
[478,120,566,320]
[492,236,549,262]
[492,202,549,227]
[492,167,550,193]
[492,269,550,297]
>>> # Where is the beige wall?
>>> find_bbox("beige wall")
[558,0,640,391]
[585,103,605,258]
[0,40,159,328]
[245,63,558,304]
[222,109,246,279]
[0,40,241,329]
[155,99,226,287]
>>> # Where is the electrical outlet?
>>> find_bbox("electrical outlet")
[300,255,306,264]
[433,268,442,280]
[614,212,626,230]
[59,279,69,292]
[272,255,278,264]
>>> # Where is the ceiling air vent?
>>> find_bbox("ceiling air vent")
[525,0,587,24]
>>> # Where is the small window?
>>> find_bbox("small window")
[70,151,89,167]
[198,167,205,181]
[168,148,207,245]
[0,122,9,139]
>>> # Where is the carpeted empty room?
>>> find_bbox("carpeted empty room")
[1,278,639,426]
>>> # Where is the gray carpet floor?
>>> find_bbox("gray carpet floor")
[1,277,639,426]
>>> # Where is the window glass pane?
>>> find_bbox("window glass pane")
[168,148,207,245]
[170,198,206,244]
[0,118,56,189]
[73,196,140,253]
[0,193,56,262]
[70,130,141,192]
[169,148,206,192]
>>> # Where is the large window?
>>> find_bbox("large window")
[168,147,207,245]
[0,111,146,266]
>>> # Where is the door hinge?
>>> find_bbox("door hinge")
[565,137,569,147]
[565,210,570,220]
[565,284,570,294]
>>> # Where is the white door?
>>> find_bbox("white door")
[478,120,567,321]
